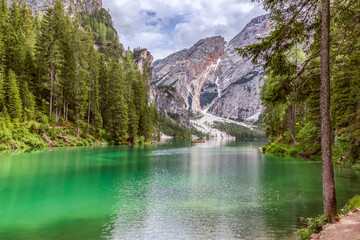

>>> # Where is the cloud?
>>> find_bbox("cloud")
[103,0,266,60]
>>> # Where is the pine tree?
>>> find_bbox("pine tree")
[20,81,35,121]
[4,70,22,120]
[60,15,76,123]
[238,0,344,220]
[123,51,139,142]
[127,99,138,143]
[6,1,36,75]
[36,0,64,119]
[0,73,4,111]
[0,0,7,71]
[99,54,109,128]
[106,60,128,144]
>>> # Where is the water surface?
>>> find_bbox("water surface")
[0,140,359,239]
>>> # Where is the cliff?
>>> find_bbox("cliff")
[153,15,271,125]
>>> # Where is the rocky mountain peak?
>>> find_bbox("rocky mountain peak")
[154,36,226,113]
[153,14,271,126]
[228,14,270,48]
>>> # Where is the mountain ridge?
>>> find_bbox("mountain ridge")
[7,0,102,15]
[153,14,271,132]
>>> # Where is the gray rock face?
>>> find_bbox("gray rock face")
[154,36,226,112]
[133,49,154,77]
[155,86,190,128]
[7,0,102,15]
[154,15,271,123]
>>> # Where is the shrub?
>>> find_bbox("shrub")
[340,195,360,215]
[55,140,67,148]
[297,123,320,142]
[265,144,290,155]
[296,215,328,240]
[0,144,11,151]
[138,136,145,144]
[352,163,360,172]
[29,121,40,133]
[23,135,46,149]
[0,127,12,143]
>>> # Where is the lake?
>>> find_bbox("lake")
[0,140,359,239]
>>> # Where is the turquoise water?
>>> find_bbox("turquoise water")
[0,140,359,239]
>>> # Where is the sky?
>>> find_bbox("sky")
[102,0,266,60]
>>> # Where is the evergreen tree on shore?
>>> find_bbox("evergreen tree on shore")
[4,70,22,120]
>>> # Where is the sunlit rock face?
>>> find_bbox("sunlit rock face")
[153,15,271,123]
[7,0,102,15]
[154,36,226,113]
[133,49,154,77]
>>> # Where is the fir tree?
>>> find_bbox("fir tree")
[106,60,128,144]
[4,70,22,120]
[0,73,4,111]
[36,0,64,118]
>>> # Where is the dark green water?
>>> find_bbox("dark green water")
[1,140,359,240]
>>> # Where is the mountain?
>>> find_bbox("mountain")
[7,0,102,15]
[153,15,271,126]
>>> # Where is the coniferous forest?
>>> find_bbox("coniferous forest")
[0,0,158,150]
[239,0,360,171]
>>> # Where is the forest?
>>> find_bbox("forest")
[212,121,265,140]
[237,0,360,226]
[239,0,360,170]
[0,0,158,150]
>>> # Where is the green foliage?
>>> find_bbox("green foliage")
[81,8,122,60]
[159,114,192,139]
[297,195,360,240]
[263,144,291,155]
[340,195,360,215]
[212,121,266,140]
[296,215,328,240]
[22,135,46,148]
[238,0,360,167]
[352,163,360,172]
[4,70,22,120]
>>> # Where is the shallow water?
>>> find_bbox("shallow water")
[0,140,359,239]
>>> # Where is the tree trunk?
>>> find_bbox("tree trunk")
[281,119,285,141]
[320,0,337,221]
[50,65,53,118]
[288,103,297,143]
[87,90,91,135]
[65,103,68,122]
[76,109,80,138]
[63,100,66,122]
[55,71,59,123]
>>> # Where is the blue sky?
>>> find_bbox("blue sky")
[103,0,266,60]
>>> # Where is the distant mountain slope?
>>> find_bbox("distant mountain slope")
[7,0,102,15]
[153,15,271,124]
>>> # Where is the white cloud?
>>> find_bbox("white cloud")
[103,0,266,60]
